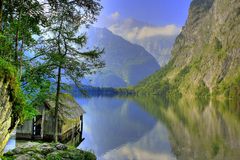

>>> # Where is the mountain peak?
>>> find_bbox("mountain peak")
[85,27,160,88]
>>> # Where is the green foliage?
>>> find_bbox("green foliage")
[214,37,222,51]
[195,80,210,101]
[0,156,14,160]
[135,60,173,94]
[0,1,104,137]
[0,0,44,66]
[3,143,96,160]
[135,62,188,100]
[215,74,240,100]
[0,58,37,123]
[46,150,96,160]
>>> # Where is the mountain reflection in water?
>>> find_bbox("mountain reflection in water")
[77,97,240,160]
[5,96,240,160]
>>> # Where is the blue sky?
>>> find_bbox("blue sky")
[96,0,192,27]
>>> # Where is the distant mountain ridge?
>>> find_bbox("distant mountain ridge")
[134,35,176,66]
[135,0,240,99]
[108,18,179,66]
[84,27,160,88]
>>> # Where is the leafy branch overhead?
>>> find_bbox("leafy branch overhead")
[0,0,104,135]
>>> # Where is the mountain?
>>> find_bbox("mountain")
[134,35,177,66]
[85,28,160,88]
[135,0,240,99]
[108,18,179,66]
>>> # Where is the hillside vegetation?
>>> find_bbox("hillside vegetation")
[135,0,240,100]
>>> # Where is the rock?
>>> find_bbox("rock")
[2,143,96,160]
[20,142,40,149]
[0,60,25,154]
[12,148,22,154]
[56,143,68,150]
[15,154,33,160]
[38,145,55,155]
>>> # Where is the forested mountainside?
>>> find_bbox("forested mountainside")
[135,0,240,99]
[85,28,160,88]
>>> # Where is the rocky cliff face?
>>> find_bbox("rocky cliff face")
[0,60,22,154]
[0,78,16,154]
[136,0,240,98]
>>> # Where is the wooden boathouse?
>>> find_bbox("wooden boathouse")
[16,93,85,143]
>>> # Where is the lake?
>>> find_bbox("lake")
[5,96,240,160]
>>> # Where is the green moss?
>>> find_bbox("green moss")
[46,150,96,160]
[0,58,36,124]
[3,143,96,160]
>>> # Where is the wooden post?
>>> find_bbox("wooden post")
[41,108,45,139]
[80,115,83,141]
[0,0,3,32]
[54,66,62,142]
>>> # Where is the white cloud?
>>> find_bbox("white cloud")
[102,146,176,160]
[108,17,181,42]
[101,123,176,160]
[109,23,181,41]
[110,12,120,20]
[137,25,181,39]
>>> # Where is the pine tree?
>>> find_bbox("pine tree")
[34,0,103,142]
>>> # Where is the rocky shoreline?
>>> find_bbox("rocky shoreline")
[1,142,96,160]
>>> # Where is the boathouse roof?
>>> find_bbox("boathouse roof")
[44,93,85,122]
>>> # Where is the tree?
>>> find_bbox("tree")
[34,0,104,142]
[0,0,48,121]
[0,0,3,32]
[0,0,44,75]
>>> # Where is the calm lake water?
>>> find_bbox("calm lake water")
[5,96,240,160]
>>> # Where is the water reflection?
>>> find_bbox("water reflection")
[4,136,16,153]
[4,96,240,160]
[101,122,176,160]
[134,97,240,160]
[77,97,167,159]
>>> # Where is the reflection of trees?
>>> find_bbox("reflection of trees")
[133,97,240,160]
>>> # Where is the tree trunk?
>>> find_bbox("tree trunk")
[14,27,19,66]
[14,3,22,68]
[54,65,62,142]
[0,0,3,32]
[19,34,24,80]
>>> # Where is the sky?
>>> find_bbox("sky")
[92,0,192,43]
[95,0,192,27]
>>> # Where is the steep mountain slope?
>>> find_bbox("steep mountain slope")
[85,28,160,88]
[108,18,179,66]
[136,0,240,99]
[134,35,177,67]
